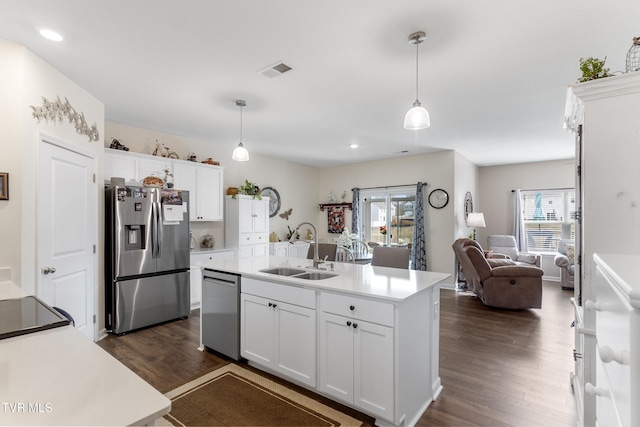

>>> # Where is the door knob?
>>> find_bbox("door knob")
[42,267,56,275]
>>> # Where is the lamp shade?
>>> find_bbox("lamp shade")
[466,212,486,228]
[232,142,249,161]
[404,101,431,130]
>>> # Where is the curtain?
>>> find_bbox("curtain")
[514,189,528,252]
[351,188,360,237]
[411,182,427,271]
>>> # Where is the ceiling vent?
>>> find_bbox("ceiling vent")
[259,61,292,78]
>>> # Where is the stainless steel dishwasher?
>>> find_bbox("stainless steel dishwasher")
[201,269,241,360]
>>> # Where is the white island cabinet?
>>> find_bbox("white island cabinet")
[200,256,448,426]
[241,277,316,387]
[319,292,394,420]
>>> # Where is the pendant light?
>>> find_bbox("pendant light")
[232,100,249,161]
[404,31,430,130]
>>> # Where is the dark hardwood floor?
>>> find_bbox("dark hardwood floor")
[97,280,577,426]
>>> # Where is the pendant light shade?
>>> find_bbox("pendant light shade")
[404,31,430,130]
[232,100,249,162]
[232,142,249,161]
[404,100,431,130]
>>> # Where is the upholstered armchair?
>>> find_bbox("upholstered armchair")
[452,238,543,309]
[486,235,541,267]
[554,239,575,290]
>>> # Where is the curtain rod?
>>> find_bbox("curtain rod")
[511,187,574,192]
[352,182,427,191]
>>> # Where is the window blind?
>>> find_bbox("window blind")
[520,189,575,252]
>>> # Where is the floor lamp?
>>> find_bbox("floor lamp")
[466,212,486,241]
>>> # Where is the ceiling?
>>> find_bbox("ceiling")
[1,1,638,167]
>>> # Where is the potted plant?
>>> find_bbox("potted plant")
[234,180,262,199]
[579,57,610,82]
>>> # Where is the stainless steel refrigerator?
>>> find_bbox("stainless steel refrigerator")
[105,186,190,334]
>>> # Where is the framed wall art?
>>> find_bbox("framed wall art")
[0,173,8,200]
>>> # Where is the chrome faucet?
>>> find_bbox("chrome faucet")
[289,222,323,269]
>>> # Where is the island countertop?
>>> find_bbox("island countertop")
[197,255,450,301]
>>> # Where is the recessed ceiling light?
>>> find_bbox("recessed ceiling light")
[349,143,359,149]
[39,29,63,42]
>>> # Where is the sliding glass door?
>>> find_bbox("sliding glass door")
[360,187,415,248]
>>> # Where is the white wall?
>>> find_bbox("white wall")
[0,40,105,294]
[105,122,319,247]
[0,40,25,285]
[316,150,456,282]
[477,159,575,248]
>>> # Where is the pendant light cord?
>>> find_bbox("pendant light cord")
[239,104,243,142]
[415,40,420,101]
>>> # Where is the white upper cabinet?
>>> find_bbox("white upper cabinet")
[173,162,223,221]
[104,148,223,221]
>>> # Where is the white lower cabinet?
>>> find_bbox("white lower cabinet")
[241,278,316,387]
[269,241,310,258]
[319,292,395,421]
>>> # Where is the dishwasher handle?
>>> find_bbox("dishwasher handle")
[203,277,238,288]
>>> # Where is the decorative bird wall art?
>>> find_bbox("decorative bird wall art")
[279,208,292,220]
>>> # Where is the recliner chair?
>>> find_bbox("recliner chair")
[554,239,575,290]
[486,235,541,267]
[452,238,543,309]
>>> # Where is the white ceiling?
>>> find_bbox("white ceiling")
[1,1,638,167]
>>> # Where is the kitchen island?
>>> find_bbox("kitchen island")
[199,255,449,427]
[0,281,171,426]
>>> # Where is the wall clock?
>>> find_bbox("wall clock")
[428,189,449,209]
[261,187,281,217]
[464,191,473,219]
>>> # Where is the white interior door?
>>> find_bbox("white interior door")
[38,138,96,341]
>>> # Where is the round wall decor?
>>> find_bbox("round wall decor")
[261,187,281,217]
[428,189,449,209]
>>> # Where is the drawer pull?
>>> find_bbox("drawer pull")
[585,382,609,397]
[349,305,355,311]
[584,300,601,311]
[599,345,630,365]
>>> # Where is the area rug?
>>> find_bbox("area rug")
[160,363,363,427]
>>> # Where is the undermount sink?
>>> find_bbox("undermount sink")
[259,267,338,280]
[259,267,307,276]
[292,271,338,280]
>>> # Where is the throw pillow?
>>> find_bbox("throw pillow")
[565,243,575,264]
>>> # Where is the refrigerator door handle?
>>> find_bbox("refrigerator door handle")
[156,201,163,258]
[151,200,158,259]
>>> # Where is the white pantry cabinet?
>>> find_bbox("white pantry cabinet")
[319,292,394,421]
[565,72,640,427]
[240,278,316,387]
[173,162,223,221]
[225,195,269,258]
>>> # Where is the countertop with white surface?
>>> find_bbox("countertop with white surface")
[0,281,170,426]
[198,255,449,301]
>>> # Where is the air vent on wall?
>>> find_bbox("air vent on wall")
[259,61,292,78]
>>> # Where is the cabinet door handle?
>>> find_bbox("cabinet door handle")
[349,305,355,311]
[585,382,609,397]
[599,345,630,365]
[268,302,272,307]
[352,323,358,329]
[272,303,277,308]
[346,321,352,326]
[584,299,601,311]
